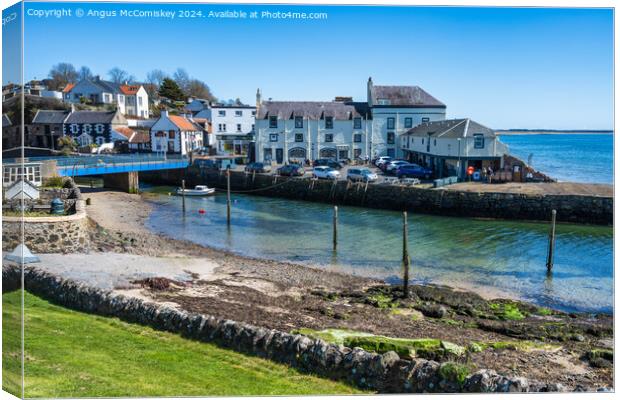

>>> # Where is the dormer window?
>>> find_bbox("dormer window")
[325,117,334,129]
[269,116,278,128]
[295,116,303,128]
[218,110,226,117]
[377,99,391,105]
[474,134,485,149]
[353,117,362,129]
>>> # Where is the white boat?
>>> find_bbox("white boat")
[176,185,216,196]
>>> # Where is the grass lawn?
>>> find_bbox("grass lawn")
[2,290,366,398]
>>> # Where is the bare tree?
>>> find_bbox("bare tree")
[172,68,191,92]
[186,79,216,101]
[108,67,135,84]
[145,69,167,99]
[48,62,78,90]
[78,66,93,81]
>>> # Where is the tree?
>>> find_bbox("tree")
[145,69,167,100]
[57,136,76,156]
[48,63,78,90]
[173,68,191,92]
[108,67,135,84]
[186,79,216,101]
[78,66,93,81]
[158,78,185,102]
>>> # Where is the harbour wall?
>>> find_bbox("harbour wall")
[141,169,612,226]
[3,265,569,393]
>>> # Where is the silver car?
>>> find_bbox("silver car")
[347,168,378,182]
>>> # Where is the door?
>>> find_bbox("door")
[276,148,284,164]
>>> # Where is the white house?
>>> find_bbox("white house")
[401,118,508,178]
[63,108,129,147]
[150,111,203,156]
[254,78,447,164]
[194,104,256,156]
[63,77,150,118]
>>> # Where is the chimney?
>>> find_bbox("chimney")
[367,77,373,107]
[256,88,262,107]
[94,75,100,82]
[161,109,169,117]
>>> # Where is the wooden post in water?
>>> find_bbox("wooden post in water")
[332,206,338,251]
[226,168,231,225]
[546,209,557,272]
[181,179,186,213]
[402,211,410,298]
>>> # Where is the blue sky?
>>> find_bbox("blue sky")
[5,2,615,129]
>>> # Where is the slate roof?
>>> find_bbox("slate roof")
[257,101,369,120]
[405,118,496,138]
[371,85,445,108]
[32,110,70,124]
[64,110,119,124]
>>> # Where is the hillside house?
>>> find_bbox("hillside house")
[63,77,149,118]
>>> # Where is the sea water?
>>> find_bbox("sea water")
[145,191,612,314]
[499,133,613,184]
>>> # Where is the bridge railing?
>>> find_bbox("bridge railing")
[3,153,188,168]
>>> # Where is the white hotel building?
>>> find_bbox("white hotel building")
[255,78,447,164]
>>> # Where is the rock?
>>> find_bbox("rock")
[440,341,466,358]
[417,304,448,319]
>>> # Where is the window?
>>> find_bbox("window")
[387,118,395,130]
[404,117,413,128]
[138,97,143,106]
[235,110,243,117]
[387,132,395,144]
[269,116,278,128]
[434,139,437,146]
[421,117,430,123]
[83,124,92,134]
[474,134,485,149]
[218,124,226,132]
[95,136,105,145]
[378,99,390,105]
[251,124,255,131]
[295,116,303,128]
[354,133,362,143]
[70,124,79,134]
[269,133,278,142]
[325,133,333,142]
[325,117,334,129]
[354,148,362,158]
[237,124,242,132]
[169,130,176,139]
[295,133,304,142]
[119,95,124,104]
[252,110,256,116]
[353,117,362,129]
[218,110,226,117]
[263,148,273,161]
[387,148,395,157]
[95,124,105,134]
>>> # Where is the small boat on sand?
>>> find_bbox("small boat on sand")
[176,185,216,196]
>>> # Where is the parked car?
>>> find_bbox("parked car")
[396,164,433,180]
[375,156,392,167]
[347,168,378,182]
[313,166,340,180]
[313,158,345,170]
[245,162,272,173]
[277,164,305,177]
[385,160,409,174]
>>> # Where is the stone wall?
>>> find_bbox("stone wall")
[2,265,571,393]
[143,169,612,226]
[2,200,89,253]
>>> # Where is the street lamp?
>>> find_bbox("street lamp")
[457,138,462,179]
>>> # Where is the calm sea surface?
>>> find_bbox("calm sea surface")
[145,189,613,314]
[498,133,613,184]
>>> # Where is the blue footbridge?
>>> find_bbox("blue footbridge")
[2,153,190,192]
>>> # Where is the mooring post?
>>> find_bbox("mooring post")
[226,167,231,225]
[402,211,410,298]
[333,206,338,251]
[181,179,186,213]
[546,209,557,272]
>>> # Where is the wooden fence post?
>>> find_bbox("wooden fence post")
[546,209,557,272]
[226,168,231,225]
[181,179,186,212]
[402,211,410,298]
[333,206,338,251]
